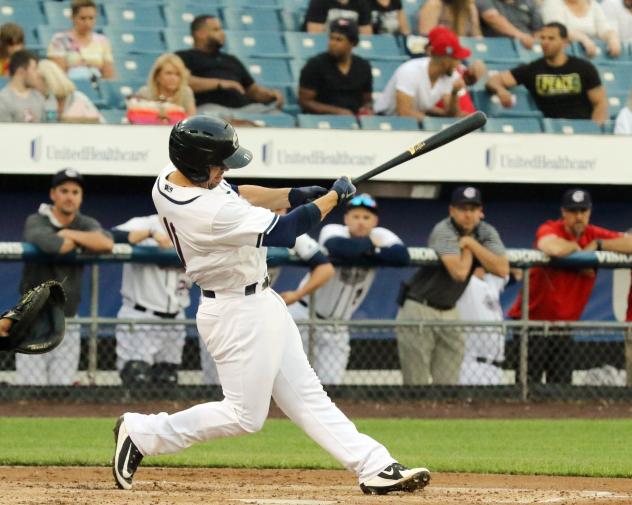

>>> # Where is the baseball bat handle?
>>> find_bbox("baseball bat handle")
[351,111,487,185]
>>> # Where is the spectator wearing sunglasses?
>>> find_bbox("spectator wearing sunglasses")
[288,194,409,384]
[396,186,509,385]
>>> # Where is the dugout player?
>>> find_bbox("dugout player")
[289,193,409,384]
[112,116,430,496]
[111,214,191,387]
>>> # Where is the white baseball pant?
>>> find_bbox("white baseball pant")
[123,287,393,482]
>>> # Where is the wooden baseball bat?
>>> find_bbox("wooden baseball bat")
[351,111,487,185]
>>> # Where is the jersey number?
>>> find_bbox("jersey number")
[162,217,187,268]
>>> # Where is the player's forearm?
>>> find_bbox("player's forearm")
[300,98,351,115]
[296,263,335,298]
[312,191,339,221]
[188,75,221,93]
[444,249,474,282]
[599,236,632,254]
[485,75,508,95]
[239,185,290,210]
[538,237,580,257]
[467,241,510,277]
[61,230,113,252]
[483,12,523,37]
[591,100,608,124]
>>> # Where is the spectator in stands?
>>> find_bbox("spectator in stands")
[486,22,608,124]
[602,0,632,43]
[176,15,283,118]
[305,0,373,34]
[542,0,621,57]
[299,18,373,115]
[0,50,44,123]
[374,26,469,121]
[37,59,103,123]
[0,22,24,77]
[614,89,632,134]
[47,0,115,80]
[476,0,543,48]
[16,169,113,385]
[418,0,483,36]
[508,189,632,385]
[370,0,411,34]
[127,53,195,125]
[111,215,190,388]
[396,186,509,385]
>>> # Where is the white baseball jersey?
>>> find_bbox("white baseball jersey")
[299,224,403,319]
[269,233,324,286]
[115,214,190,313]
[152,164,276,291]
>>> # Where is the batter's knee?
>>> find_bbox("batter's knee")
[234,409,268,434]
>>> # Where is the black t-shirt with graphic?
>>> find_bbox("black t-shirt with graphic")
[370,0,402,34]
[510,56,601,119]
[300,52,372,113]
[304,0,372,26]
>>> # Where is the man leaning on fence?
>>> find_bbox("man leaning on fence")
[396,186,509,385]
[509,189,632,385]
[16,168,113,386]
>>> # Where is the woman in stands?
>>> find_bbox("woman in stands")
[37,59,104,123]
[614,89,632,134]
[542,0,621,56]
[47,0,115,80]
[127,53,196,125]
[0,23,24,77]
[418,0,482,36]
[370,0,411,35]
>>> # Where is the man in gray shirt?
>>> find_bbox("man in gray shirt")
[0,49,45,123]
[396,186,509,385]
[16,168,113,385]
[476,0,543,48]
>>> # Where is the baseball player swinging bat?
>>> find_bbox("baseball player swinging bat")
[352,111,487,185]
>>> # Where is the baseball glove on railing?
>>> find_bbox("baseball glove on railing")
[0,280,66,354]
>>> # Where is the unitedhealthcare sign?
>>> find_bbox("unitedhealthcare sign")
[486,144,598,172]
[261,140,378,167]
[30,136,149,163]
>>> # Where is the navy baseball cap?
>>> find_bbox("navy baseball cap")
[51,168,85,190]
[346,193,378,214]
[561,188,592,210]
[329,17,359,45]
[451,186,482,206]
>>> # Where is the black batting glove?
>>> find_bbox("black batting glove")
[331,176,356,206]
[288,185,329,207]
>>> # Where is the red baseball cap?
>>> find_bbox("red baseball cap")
[428,26,471,59]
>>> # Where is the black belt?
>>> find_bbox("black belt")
[409,298,454,311]
[133,304,179,319]
[476,357,504,367]
[203,276,270,299]
[297,299,327,319]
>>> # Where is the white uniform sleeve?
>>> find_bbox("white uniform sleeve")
[293,234,323,261]
[212,200,278,248]
[370,227,403,247]
[318,224,348,247]
[114,216,153,233]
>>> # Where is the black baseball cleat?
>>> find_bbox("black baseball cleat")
[360,463,431,495]
[112,415,144,490]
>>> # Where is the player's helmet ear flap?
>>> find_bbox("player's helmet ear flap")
[168,115,253,183]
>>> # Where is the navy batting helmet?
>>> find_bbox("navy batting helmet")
[168,116,253,183]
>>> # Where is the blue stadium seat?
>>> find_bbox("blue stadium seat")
[484,117,543,133]
[221,7,282,32]
[460,37,520,64]
[289,58,305,82]
[102,4,165,29]
[421,116,458,131]
[244,58,293,86]
[0,1,45,26]
[103,28,165,55]
[370,60,401,91]
[72,79,107,108]
[0,76,8,88]
[36,25,65,53]
[163,4,222,30]
[163,29,194,52]
[571,41,630,65]
[354,35,405,61]
[113,54,155,82]
[226,0,282,7]
[100,108,127,124]
[298,114,359,129]
[284,32,327,59]
[43,2,106,28]
[101,79,146,109]
[280,9,305,31]
[472,88,543,118]
[230,112,296,127]
[599,64,632,94]
[360,115,419,131]
[402,0,426,12]
[607,92,628,119]
[224,31,289,59]
[542,118,603,135]
[515,41,544,63]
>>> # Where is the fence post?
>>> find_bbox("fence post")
[519,267,530,401]
[87,264,99,385]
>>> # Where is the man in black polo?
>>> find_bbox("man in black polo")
[396,187,509,385]
[176,15,283,117]
[485,22,608,124]
[298,18,373,115]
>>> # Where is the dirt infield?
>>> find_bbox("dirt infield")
[2,467,631,505]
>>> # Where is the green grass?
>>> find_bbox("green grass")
[0,418,631,477]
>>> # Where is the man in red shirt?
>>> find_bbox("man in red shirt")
[509,189,632,384]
